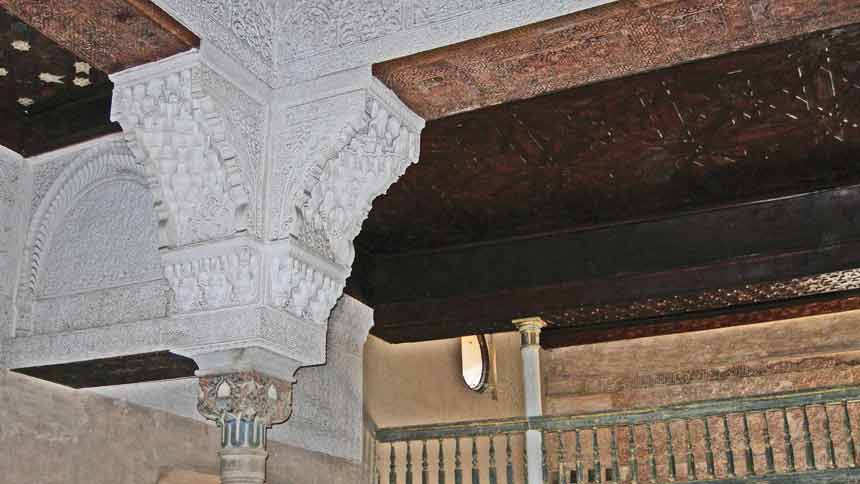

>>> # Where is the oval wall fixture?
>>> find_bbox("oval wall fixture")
[461,334,490,392]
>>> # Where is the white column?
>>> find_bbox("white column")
[514,317,547,484]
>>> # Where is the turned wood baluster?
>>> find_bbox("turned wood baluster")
[742,413,755,476]
[439,439,447,484]
[407,441,414,484]
[390,443,398,484]
[610,427,620,483]
[422,440,429,484]
[665,422,676,481]
[593,428,603,484]
[684,419,697,481]
[801,406,816,470]
[471,437,479,484]
[844,401,857,468]
[646,424,657,484]
[782,408,796,473]
[489,435,498,484]
[506,434,514,484]
[575,429,584,484]
[558,431,567,484]
[822,405,836,469]
[543,432,550,484]
[703,417,716,479]
[722,415,735,478]
[762,412,775,474]
[628,426,639,484]
[455,438,463,484]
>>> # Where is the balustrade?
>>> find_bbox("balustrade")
[374,386,860,483]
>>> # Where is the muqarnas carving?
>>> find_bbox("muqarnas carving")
[270,255,342,324]
[165,246,259,313]
[112,64,249,248]
[293,96,421,266]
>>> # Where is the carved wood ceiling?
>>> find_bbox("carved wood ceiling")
[360,24,860,254]
[375,0,860,119]
[359,23,860,346]
[0,1,196,156]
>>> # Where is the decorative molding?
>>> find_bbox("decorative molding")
[110,51,252,248]
[152,0,613,85]
[164,245,261,314]
[270,250,344,326]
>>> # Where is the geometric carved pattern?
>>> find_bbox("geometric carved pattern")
[111,52,249,248]
[545,268,860,329]
[375,0,860,119]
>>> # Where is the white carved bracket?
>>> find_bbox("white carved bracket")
[272,76,425,268]
[111,51,251,248]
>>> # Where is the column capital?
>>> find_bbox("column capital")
[513,317,548,347]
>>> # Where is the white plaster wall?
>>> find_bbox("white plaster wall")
[0,145,26,352]
[281,295,374,461]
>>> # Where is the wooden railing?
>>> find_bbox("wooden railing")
[373,386,860,484]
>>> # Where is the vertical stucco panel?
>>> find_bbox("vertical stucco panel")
[364,332,525,428]
[542,310,860,416]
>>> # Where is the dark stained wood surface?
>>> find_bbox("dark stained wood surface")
[0,8,119,155]
[12,351,199,388]
[375,0,860,119]
[360,24,860,255]
[363,184,860,345]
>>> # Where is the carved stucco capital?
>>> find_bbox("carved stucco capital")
[198,370,293,484]
[110,50,261,248]
[198,371,293,430]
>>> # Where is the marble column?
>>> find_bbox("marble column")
[514,317,547,484]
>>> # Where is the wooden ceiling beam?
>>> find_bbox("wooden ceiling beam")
[360,183,860,345]
[375,0,860,119]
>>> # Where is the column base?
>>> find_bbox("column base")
[220,447,268,484]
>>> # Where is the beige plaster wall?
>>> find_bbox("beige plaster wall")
[364,332,525,428]
[543,309,860,416]
[0,370,367,484]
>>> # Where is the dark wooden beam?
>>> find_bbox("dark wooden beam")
[375,0,860,119]
[363,184,860,345]
[12,351,198,388]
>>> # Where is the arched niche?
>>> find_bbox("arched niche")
[17,140,167,336]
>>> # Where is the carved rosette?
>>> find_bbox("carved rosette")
[111,53,249,248]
